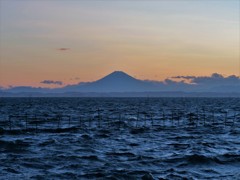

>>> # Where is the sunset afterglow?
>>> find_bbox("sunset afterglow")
[0,0,239,88]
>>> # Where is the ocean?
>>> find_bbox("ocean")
[0,97,240,179]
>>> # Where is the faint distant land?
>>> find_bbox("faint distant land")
[0,71,240,97]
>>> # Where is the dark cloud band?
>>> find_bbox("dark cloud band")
[40,80,63,85]
[57,48,70,51]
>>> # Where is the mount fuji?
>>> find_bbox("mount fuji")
[61,71,158,92]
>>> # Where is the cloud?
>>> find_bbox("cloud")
[57,48,70,51]
[172,75,196,79]
[135,73,239,92]
[164,79,185,85]
[172,73,239,84]
[40,80,63,85]
[70,77,80,80]
[190,73,239,85]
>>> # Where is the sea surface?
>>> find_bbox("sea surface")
[0,97,240,179]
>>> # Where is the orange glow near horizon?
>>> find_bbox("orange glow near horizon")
[0,1,239,88]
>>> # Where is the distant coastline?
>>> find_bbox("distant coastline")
[1,91,240,97]
[1,71,240,97]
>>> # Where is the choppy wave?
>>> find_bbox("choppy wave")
[0,97,240,179]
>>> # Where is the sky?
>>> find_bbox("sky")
[0,0,239,88]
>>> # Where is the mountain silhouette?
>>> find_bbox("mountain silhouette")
[97,71,137,83]
[62,71,158,92]
[2,71,239,96]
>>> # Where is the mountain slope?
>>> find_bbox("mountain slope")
[62,71,158,92]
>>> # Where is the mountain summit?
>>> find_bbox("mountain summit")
[99,71,136,82]
[95,71,139,85]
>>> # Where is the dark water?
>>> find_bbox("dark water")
[0,97,240,179]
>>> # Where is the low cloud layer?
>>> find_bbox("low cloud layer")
[2,73,239,94]
[172,73,240,85]
[40,80,63,85]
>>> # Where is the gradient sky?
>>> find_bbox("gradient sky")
[0,0,239,88]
